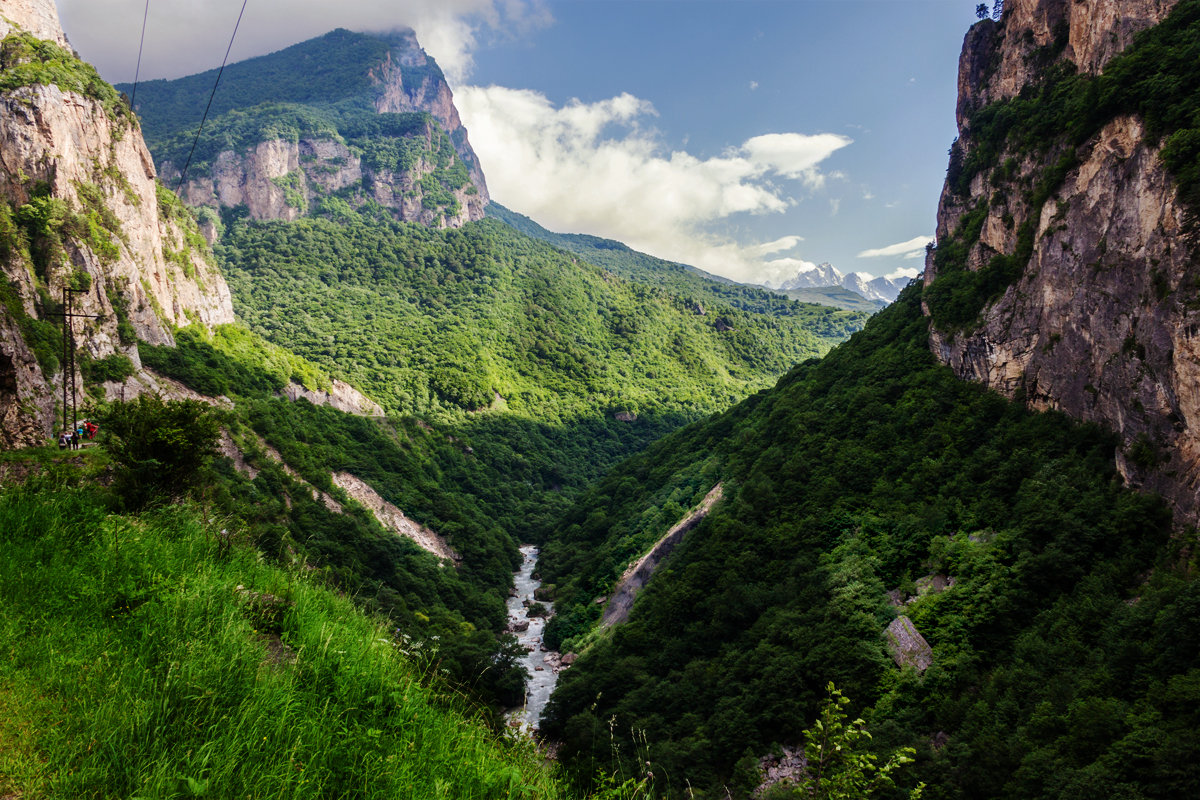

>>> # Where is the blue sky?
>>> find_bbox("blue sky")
[57,0,977,284]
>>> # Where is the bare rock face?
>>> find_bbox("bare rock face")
[0,7,234,447]
[925,1,1200,522]
[956,0,1179,126]
[368,32,490,207]
[0,309,53,448]
[281,378,383,417]
[0,0,70,47]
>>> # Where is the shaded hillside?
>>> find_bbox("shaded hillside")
[539,287,1194,798]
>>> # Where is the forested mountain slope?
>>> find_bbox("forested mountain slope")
[539,1,1200,796]
[488,203,873,327]
[541,286,1195,798]
[201,211,855,538]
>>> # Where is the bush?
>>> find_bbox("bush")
[100,394,220,508]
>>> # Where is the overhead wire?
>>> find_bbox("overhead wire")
[174,0,250,194]
[129,0,150,112]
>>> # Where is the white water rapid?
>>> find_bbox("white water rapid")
[505,544,560,732]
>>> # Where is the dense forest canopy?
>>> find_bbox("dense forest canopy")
[540,286,1194,798]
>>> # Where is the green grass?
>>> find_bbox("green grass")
[0,482,569,799]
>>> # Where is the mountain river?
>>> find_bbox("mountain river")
[505,544,560,732]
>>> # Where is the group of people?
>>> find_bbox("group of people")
[57,419,99,450]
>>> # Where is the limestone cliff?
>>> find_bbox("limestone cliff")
[0,1,234,448]
[175,116,481,229]
[128,28,487,228]
[368,28,489,207]
[924,0,1200,521]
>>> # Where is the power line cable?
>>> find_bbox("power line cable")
[174,0,249,194]
[129,0,150,111]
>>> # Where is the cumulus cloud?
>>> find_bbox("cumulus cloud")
[857,235,934,259]
[457,85,849,282]
[741,133,852,188]
[56,0,549,83]
[747,236,805,257]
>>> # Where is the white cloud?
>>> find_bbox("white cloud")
[759,256,819,287]
[857,235,934,259]
[747,236,805,257]
[885,266,923,281]
[749,80,759,91]
[457,85,849,282]
[56,0,549,83]
[741,133,852,188]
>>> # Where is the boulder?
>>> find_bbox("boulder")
[886,616,933,672]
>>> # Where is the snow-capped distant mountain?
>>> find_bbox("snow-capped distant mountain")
[767,262,918,306]
[845,272,916,304]
[772,262,845,291]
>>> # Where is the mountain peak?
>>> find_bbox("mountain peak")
[123,27,488,227]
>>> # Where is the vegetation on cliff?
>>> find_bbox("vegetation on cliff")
[0,31,130,121]
[120,28,478,224]
[540,287,1196,798]
[927,0,1200,331]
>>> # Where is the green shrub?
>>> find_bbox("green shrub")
[99,394,220,508]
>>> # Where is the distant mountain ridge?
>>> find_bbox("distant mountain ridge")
[121,28,488,228]
[766,260,916,305]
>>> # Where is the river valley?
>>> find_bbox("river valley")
[505,544,561,732]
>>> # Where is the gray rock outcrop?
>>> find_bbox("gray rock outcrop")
[886,616,933,672]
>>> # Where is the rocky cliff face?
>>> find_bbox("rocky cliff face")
[924,0,1200,520]
[0,1,234,448]
[369,29,489,207]
[0,0,68,47]
[178,118,482,229]
[954,0,1176,126]
[161,28,487,228]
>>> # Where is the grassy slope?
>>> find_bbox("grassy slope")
[0,474,567,799]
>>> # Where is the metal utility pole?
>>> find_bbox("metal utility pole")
[49,285,100,440]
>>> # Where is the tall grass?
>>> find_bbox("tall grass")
[0,483,568,799]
